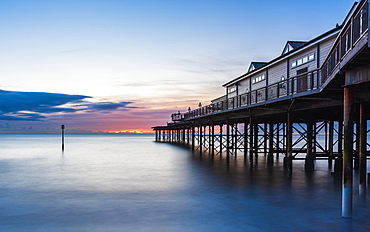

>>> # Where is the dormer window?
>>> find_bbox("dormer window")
[282,41,306,55]
[248,62,267,73]
[283,44,294,54]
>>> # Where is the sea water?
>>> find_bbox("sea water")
[0,134,369,232]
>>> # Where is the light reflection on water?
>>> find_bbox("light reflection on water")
[0,134,369,232]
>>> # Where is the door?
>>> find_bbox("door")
[297,67,308,92]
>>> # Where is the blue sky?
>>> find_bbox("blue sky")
[0,0,356,132]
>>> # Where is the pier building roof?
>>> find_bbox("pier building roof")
[248,62,267,72]
[281,41,307,55]
[223,25,342,87]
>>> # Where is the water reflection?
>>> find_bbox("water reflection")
[0,134,369,232]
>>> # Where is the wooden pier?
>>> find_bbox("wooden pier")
[153,0,370,218]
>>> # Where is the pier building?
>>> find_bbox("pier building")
[153,0,370,218]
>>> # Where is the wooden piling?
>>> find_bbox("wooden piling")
[342,87,354,218]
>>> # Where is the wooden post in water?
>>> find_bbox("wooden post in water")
[342,87,354,218]
[61,125,65,151]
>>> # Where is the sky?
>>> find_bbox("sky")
[0,0,356,133]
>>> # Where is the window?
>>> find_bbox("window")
[227,86,236,93]
[252,74,265,84]
[291,53,315,68]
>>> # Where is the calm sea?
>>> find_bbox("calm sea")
[0,133,369,232]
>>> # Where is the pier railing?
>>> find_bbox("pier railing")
[172,69,321,122]
[171,0,369,123]
[321,0,368,83]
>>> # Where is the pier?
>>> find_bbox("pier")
[153,0,370,218]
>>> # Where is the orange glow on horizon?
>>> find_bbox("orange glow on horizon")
[103,129,154,134]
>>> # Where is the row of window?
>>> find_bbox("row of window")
[227,86,236,93]
[252,74,265,84]
[229,53,314,91]
[291,53,315,68]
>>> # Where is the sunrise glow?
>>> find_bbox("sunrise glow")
[104,129,154,134]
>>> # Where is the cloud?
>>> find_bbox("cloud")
[0,113,46,121]
[0,90,89,113]
[0,90,137,121]
[85,101,138,112]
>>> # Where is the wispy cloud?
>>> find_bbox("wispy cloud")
[0,90,137,121]
[84,101,138,113]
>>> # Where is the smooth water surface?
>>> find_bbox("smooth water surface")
[0,134,369,232]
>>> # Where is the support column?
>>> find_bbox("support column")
[268,123,274,164]
[276,123,280,161]
[226,120,230,161]
[355,122,360,171]
[328,120,334,168]
[305,121,315,171]
[191,126,195,152]
[254,123,258,157]
[264,123,268,156]
[244,119,249,160]
[335,121,344,173]
[249,116,254,165]
[187,128,190,146]
[342,87,354,218]
[219,124,223,157]
[234,123,238,156]
[359,102,367,198]
[199,125,203,156]
[211,123,215,158]
[286,112,293,175]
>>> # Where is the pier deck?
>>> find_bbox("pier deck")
[153,0,370,218]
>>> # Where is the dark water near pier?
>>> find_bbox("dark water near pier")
[0,134,369,231]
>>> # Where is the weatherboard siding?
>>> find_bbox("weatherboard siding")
[268,60,287,84]
[319,35,337,67]
[250,70,267,91]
